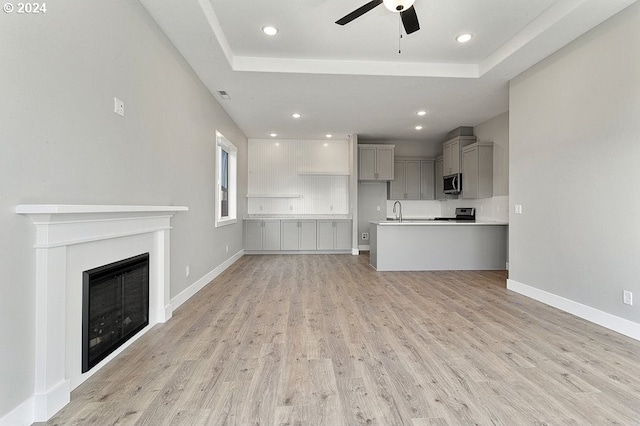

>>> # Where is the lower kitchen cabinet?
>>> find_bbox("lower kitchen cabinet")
[317,220,351,250]
[281,220,317,250]
[245,220,281,251]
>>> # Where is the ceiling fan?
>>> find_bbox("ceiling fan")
[336,0,420,34]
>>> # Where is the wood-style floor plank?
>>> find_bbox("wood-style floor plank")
[39,254,640,425]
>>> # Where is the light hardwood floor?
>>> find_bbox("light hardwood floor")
[40,254,640,425]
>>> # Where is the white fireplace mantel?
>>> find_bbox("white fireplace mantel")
[16,204,188,421]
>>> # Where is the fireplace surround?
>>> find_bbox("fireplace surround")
[16,204,187,421]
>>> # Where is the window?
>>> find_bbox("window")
[215,131,237,227]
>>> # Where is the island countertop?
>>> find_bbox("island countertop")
[371,219,508,226]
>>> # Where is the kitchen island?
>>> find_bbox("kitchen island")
[369,220,507,271]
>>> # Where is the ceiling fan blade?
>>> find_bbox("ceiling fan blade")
[400,6,420,34]
[336,0,383,25]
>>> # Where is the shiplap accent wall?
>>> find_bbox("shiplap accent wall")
[248,139,350,215]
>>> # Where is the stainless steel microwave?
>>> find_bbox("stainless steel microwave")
[443,173,461,194]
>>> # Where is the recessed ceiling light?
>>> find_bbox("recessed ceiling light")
[415,125,423,130]
[262,26,278,36]
[292,113,301,119]
[270,133,277,137]
[456,33,473,43]
[325,134,333,138]
[417,110,427,116]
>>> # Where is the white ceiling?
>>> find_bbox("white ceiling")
[140,0,637,148]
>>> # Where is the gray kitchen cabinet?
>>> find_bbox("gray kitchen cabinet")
[442,136,476,176]
[420,159,435,200]
[358,144,395,180]
[245,220,281,250]
[461,142,493,199]
[435,156,446,200]
[390,158,431,200]
[317,220,352,250]
[281,220,317,250]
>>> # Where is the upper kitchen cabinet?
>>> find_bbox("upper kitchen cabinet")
[442,136,476,176]
[358,144,394,180]
[461,142,493,199]
[420,159,435,200]
[390,158,434,200]
[435,156,446,200]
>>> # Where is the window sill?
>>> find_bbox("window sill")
[215,217,237,228]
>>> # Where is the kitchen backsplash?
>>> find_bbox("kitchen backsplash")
[386,196,509,222]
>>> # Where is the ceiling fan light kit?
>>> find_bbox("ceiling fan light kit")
[383,0,415,12]
[335,0,420,35]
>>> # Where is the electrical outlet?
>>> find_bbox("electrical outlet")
[114,97,124,117]
[362,232,369,240]
[376,205,381,211]
[623,290,633,306]
[185,265,190,277]
[515,204,523,214]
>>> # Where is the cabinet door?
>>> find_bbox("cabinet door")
[420,160,435,200]
[461,147,479,199]
[245,221,263,250]
[358,146,377,180]
[405,160,421,199]
[376,146,395,180]
[442,143,452,176]
[390,161,406,199]
[435,157,446,200]
[281,221,299,250]
[299,220,317,250]
[334,221,352,250]
[263,221,281,250]
[450,140,460,174]
[316,220,334,250]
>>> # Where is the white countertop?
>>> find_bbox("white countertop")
[372,219,508,226]
[245,215,352,220]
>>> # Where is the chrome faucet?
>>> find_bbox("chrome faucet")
[393,201,403,222]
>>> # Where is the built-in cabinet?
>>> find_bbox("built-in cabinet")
[389,158,434,200]
[245,220,281,251]
[281,220,317,250]
[317,220,352,250]
[358,144,395,180]
[461,142,494,199]
[442,136,476,176]
[245,219,351,252]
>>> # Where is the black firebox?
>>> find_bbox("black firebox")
[82,253,149,373]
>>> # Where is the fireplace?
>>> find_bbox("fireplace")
[82,253,150,373]
[16,204,187,421]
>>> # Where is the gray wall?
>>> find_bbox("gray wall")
[474,112,509,197]
[509,2,640,323]
[0,1,247,418]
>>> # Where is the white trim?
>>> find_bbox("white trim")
[358,244,371,251]
[507,279,640,341]
[351,248,359,255]
[0,396,34,426]
[171,250,244,311]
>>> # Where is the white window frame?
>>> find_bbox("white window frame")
[215,131,237,227]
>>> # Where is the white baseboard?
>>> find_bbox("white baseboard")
[351,248,359,255]
[171,250,244,311]
[358,245,370,251]
[507,279,640,341]
[0,396,34,426]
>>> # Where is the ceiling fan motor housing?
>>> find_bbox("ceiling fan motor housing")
[383,0,416,12]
